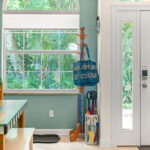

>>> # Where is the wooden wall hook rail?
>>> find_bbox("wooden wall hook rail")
[77,27,88,93]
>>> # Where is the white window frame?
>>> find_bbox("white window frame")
[2,4,80,94]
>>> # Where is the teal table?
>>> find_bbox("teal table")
[0,100,28,150]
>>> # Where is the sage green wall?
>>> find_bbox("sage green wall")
[0,0,98,129]
[0,0,2,73]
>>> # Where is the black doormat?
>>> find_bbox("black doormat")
[33,134,60,143]
[139,147,150,150]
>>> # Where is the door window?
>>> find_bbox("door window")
[121,23,133,130]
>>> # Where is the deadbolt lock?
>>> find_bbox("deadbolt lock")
[142,83,148,88]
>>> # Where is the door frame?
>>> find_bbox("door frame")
[112,3,150,146]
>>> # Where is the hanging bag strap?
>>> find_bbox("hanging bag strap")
[85,46,91,61]
[80,45,91,61]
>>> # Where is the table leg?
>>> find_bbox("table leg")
[29,136,33,150]
[0,134,5,150]
[18,112,25,128]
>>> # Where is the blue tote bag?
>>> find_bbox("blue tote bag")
[73,46,99,87]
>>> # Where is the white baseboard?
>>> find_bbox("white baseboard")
[34,129,72,136]
[100,140,112,147]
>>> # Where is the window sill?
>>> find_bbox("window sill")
[4,90,80,95]
[4,92,80,95]
[3,10,80,14]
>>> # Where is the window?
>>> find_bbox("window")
[2,0,80,93]
[6,0,79,11]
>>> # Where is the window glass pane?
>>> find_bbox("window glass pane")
[42,33,59,50]
[6,30,78,51]
[24,72,41,89]
[7,54,23,71]
[60,33,77,50]
[42,54,59,71]
[25,32,41,50]
[42,72,59,89]
[7,0,79,11]
[6,72,23,89]
[60,72,75,89]
[24,54,41,71]
[6,32,23,50]
[60,54,77,71]
[122,23,133,130]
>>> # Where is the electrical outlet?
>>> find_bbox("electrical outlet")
[49,110,54,118]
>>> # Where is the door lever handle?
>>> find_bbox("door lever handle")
[142,83,148,88]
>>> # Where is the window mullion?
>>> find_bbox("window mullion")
[58,30,61,89]
[7,50,79,54]
[40,30,43,89]
[4,30,7,90]
[23,30,25,89]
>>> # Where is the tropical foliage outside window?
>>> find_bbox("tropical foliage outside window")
[6,0,79,11]
[121,23,133,129]
[5,30,78,90]
[122,23,133,110]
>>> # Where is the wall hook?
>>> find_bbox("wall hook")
[96,16,100,33]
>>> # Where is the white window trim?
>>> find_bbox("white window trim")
[3,14,79,29]
[3,29,79,94]
[2,8,80,94]
[4,89,79,94]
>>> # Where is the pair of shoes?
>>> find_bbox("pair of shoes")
[69,123,81,142]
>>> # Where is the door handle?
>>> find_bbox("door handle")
[142,83,148,88]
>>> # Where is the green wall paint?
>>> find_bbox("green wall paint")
[1,0,97,129]
[80,0,98,62]
[0,0,2,73]
[6,95,77,129]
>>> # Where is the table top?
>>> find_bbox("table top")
[0,100,27,134]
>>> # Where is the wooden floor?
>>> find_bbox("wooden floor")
[34,144,138,150]
[33,136,139,150]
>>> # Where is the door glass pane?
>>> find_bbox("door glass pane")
[121,23,133,130]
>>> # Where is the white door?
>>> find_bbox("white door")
[113,9,150,146]
[112,10,140,146]
[141,11,150,146]
[112,7,150,146]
